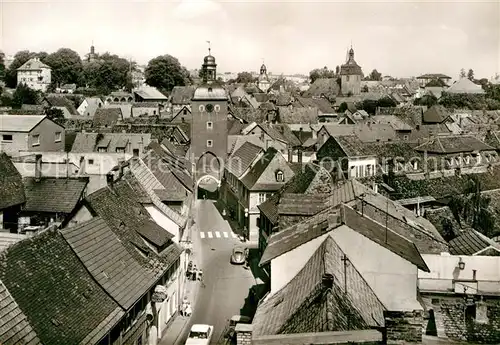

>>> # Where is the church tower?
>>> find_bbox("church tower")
[257,60,271,92]
[87,42,97,62]
[340,46,363,96]
[191,44,228,188]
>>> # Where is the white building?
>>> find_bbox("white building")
[16,58,52,92]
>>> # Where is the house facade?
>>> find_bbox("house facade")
[0,115,65,155]
[16,57,51,92]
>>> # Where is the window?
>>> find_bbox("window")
[275,170,284,182]
[32,134,40,146]
[259,193,267,203]
[206,121,213,129]
[116,148,125,153]
[98,147,107,153]
[153,110,156,115]
[199,105,205,112]
[214,104,220,112]
[403,135,409,141]
[346,76,350,82]
[183,109,187,115]
[55,132,61,142]
[207,140,213,148]
[133,149,139,157]
[88,159,94,165]
[2,134,12,141]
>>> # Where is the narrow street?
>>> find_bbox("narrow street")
[175,200,256,345]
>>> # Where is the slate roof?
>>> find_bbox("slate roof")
[104,103,132,119]
[44,96,78,115]
[23,177,88,214]
[449,229,500,256]
[423,105,450,124]
[240,147,278,190]
[227,141,263,178]
[227,135,265,156]
[71,133,151,153]
[0,115,48,132]
[253,235,385,337]
[277,106,318,124]
[85,179,182,274]
[17,58,50,70]
[278,193,330,216]
[260,204,430,272]
[60,217,156,310]
[0,279,41,345]
[0,229,121,345]
[414,135,495,154]
[93,108,122,127]
[147,142,193,189]
[0,153,26,210]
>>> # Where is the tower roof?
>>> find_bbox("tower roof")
[204,54,216,66]
[340,46,363,76]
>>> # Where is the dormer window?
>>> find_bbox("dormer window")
[208,87,213,92]
[98,147,107,153]
[276,170,284,182]
[116,147,125,153]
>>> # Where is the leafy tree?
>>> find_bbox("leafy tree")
[44,48,83,87]
[4,51,47,88]
[338,102,348,112]
[198,66,207,81]
[309,67,335,83]
[0,51,5,81]
[377,96,397,108]
[235,72,256,84]
[467,69,474,81]
[368,69,382,81]
[11,83,39,108]
[459,68,466,78]
[145,55,190,92]
[414,94,437,107]
[440,218,456,242]
[361,85,369,93]
[82,53,134,93]
[45,107,65,123]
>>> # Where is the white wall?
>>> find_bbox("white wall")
[419,254,500,294]
[14,161,79,178]
[66,206,93,228]
[270,233,329,296]
[348,157,377,178]
[145,205,180,243]
[17,67,51,92]
[331,226,421,311]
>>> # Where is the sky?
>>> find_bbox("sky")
[1,0,499,79]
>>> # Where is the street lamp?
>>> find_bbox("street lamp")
[458,257,465,270]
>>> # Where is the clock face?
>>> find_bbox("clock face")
[206,104,214,113]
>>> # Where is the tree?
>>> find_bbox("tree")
[0,51,5,81]
[368,69,382,81]
[378,96,397,108]
[338,102,348,112]
[309,67,335,83]
[362,85,369,93]
[235,72,255,84]
[45,107,65,122]
[4,51,47,88]
[11,83,39,108]
[145,55,190,92]
[414,94,437,107]
[459,68,466,78]
[335,65,340,76]
[44,48,83,87]
[467,69,474,81]
[82,53,134,93]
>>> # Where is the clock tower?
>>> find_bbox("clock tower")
[191,46,228,188]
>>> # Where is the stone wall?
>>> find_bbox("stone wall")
[384,310,423,344]
[236,323,253,345]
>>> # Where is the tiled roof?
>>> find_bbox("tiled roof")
[271,124,302,147]
[254,93,269,103]
[449,229,500,255]
[0,280,41,345]
[80,97,103,118]
[71,133,151,153]
[227,135,265,156]
[275,92,293,106]
[17,58,50,70]
[21,104,45,114]
[335,135,374,157]
[414,135,494,154]
[260,204,430,272]
[240,147,278,190]
[161,138,188,158]
[447,78,485,94]
[104,103,132,119]
[227,119,246,135]
[0,115,47,132]
[170,86,196,104]
[23,177,88,214]
[93,108,122,127]
[132,102,159,109]
[278,193,330,216]
[0,153,26,210]
[147,142,193,191]
[423,105,450,124]
[0,229,121,345]
[0,233,27,253]
[61,217,156,310]
[253,235,385,337]
[417,74,451,80]
[227,141,263,178]
[85,179,182,274]
[134,86,168,100]
[44,96,78,115]
[277,106,318,124]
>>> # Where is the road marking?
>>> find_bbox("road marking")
[215,231,221,238]
[231,232,238,239]
[223,232,229,238]
[200,232,205,239]
[207,232,213,239]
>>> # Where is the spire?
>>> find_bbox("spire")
[207,40,211,56]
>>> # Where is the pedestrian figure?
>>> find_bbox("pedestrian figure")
[184,303,192,317]
[197,269,203,281]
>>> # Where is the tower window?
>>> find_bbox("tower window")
[346,76,350,82]
[206,121,213,129]
[214,104,220,112]
[199,105,205,112]
[207,140,213,148]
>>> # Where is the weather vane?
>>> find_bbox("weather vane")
[206,41,211,55]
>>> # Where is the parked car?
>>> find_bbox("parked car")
[225,315,252,340]
[185,324,213,345]
[230,246,247,265]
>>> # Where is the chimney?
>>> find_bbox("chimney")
[297,147,303,165]
[322,273,334,289]
[373,182,378,193]
[106,173,114,188]
[35,154,42,182]
[287,147,293,162]
[473,269,477,281]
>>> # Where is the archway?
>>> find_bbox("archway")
[196,174,220,200]
[195,152,222,200]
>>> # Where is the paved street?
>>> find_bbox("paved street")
[174,200,256,345]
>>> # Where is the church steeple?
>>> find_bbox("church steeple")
[260,58,267,75]
[202,41,217,84]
